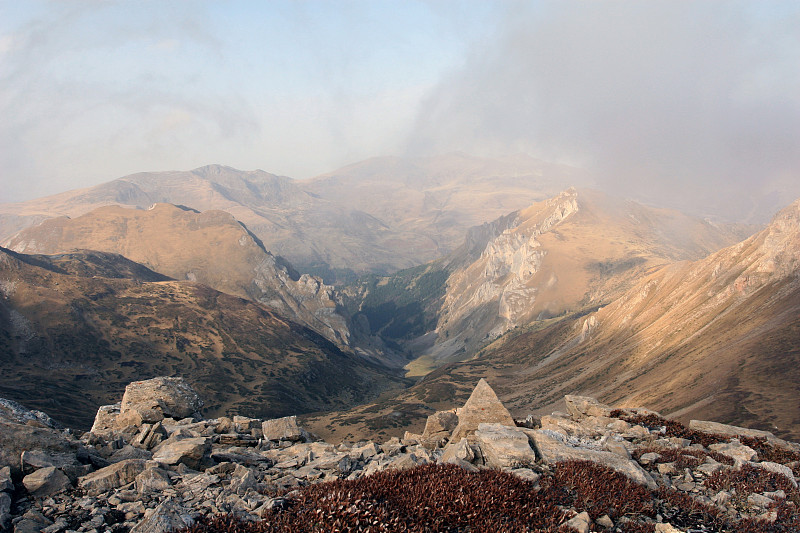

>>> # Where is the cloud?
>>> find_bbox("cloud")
[0,2,258,202]
[405,1,800,221]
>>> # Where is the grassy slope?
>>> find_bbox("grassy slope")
[0,248,407,429]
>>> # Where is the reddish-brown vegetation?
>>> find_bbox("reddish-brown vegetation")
[182,458,800,533]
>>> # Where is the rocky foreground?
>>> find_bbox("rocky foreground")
[1,377,800,532]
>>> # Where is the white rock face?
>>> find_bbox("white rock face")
[433,189,579,360]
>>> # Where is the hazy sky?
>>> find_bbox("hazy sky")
[1,1,799,221]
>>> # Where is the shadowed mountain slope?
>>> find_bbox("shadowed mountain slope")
[5,203,350,346]
[0,247,407,429]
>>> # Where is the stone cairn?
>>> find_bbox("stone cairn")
[1,376,799,532]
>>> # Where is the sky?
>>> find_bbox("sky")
[1,1,799,222]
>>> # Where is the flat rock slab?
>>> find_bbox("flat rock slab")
[689,420,800,452]
[79,459,148,495]
[709,440,757,464]
[423,411,458,436]
[153,437,210,469]
[474,423,536,469]
[22,467,71,497]
[527,429,656,489]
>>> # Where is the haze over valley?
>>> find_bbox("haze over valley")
[1,4,800,530]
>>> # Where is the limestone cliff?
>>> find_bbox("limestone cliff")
[426,188,749,365]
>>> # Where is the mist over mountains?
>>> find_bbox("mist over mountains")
[0,153,797,445]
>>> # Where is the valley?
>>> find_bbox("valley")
[0,155,797,447]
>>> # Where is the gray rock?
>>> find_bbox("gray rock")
[20,450,79,474]
[0,492,11,529]
[759,461,797,487]
[510,468,540,484]
[528,429,656,489]
[22,467,71,497]
[0,422,80,477]
[450,379,515,441]
[79,459,148,495]
[0,466,13,492]
[109,444,153,463]
[132,423,168,451]
[564,395,613,419]
[135,467,172,495]
[11,510,52,533]
[474,423,536,468]
[423,411,458,436]
[639,452,660,466]
[350,442,381,461]
[540,415,595,438]
[89,403,121,434]
[386,453,429,471]
[747,492,774,508]
[120,377,204,424]
[596,515,614,528]
[439,438,475,464]
[152,437,210,469]
[708,439,757,464]
[261,416,308,443]
[129,499,195,533]
[654,524,683,533]
[565,510,591,533]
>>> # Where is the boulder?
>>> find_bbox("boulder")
[423,411,458,436]
[262,416,309,443]
[450,379,515,441]
[131,422,168,450]
[0,421,81,477]
[564,395,613,419]
[79,459,148,495]
[0,466,12,492]
[22,467,71,497]
[10,510,52,533]
[709,440,757,464]
[152,437,210,469]
[439,438,475,465]
[0,492,10,530]
[90,403,121,434]
[474,423,536,469]
[527,429,656,489]
[540,415,596,437]
[20,449,80,474]
[120,376,203,423]
[135,467,172,495]
[130,498,195,533]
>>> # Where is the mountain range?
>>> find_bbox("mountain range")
[303,197,800,442]
[0,154,797,444]
[0,154,589,282]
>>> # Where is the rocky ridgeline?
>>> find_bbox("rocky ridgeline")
[2,378,800,532]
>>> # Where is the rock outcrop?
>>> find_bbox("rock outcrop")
[2,376,800,532]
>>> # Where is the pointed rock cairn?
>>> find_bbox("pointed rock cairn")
[450,378,515,440]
